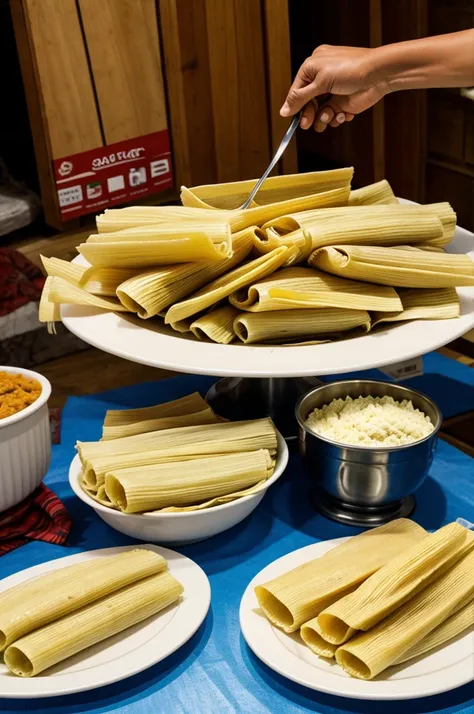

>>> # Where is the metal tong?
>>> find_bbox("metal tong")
[237,111,302,210]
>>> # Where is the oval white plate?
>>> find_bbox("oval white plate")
[240,538,474,701]
[0,545,210,698]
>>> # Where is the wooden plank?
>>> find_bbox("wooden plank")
[369,0,385,182]
[426,161,474,231]
[11,228,91,270]
[234,0,271,179]
[263,0,297,175]
[293,0,375,186]
[172,0,217,186]
[429,155,474,180]
[204,0,240,182]
[429,0,474,36]
[10,0,59,226]
[40,348,175,409]
[443,410,474,428]
[78,0,168,144]
[439,431,474,459]
[382,0,428,201]
[21,0,103,159]
[465,105,474,165]
[158,0,192,186]
[11,0,103,227]
[438,345,474,366]
[429,93,466,162]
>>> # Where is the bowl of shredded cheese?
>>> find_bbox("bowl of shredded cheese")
[0,367,51,511]
[296,380,441,522]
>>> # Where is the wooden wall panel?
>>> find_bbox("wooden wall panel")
[204,0,240,183]
[13,0,291,226]
[10,0,103,227]
[160,0,278,186]
[158,0,192,186]
[382,0,428,202]
[234,0,271,179]
[204,0,271,181]
[466,109,474,165]
[78,0,168,144]
[173,0,216,186]
[263,0,297,174]
[426,161,474,230]
[369,0,385,182]
[290,0,376,187]
[10,0,57,223]
[20,0,103,158]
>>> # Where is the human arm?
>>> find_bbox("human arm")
[281,30,474,131]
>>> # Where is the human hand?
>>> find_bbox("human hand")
[281,45,389,131]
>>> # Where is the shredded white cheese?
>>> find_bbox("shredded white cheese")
[305,395,434,447]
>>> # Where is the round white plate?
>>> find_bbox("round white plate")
[62,226,474,377]
[61,287,474,378]
[0,545,210,698]
[240,538,474,701]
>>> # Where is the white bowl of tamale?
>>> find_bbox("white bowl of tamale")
[69,426,288,545]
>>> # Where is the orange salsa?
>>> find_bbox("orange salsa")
[0,372,42,419]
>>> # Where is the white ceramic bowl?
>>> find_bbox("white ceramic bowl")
[0,366,52,512]
[69,431,289,545]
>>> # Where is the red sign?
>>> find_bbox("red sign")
[53,130,173,221]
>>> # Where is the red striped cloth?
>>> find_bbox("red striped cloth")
[0,485,72,555]
[0,248,45,317]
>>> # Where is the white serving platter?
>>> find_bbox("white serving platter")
[0,544,210,698]
[61,213,474,378]
[240,537,474,701]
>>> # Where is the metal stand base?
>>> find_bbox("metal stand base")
[311,488,416,528]
[206,376,321,440]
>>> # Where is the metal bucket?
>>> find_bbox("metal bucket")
[296,380,442,526]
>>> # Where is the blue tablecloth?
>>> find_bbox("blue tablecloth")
[1,352,474,714]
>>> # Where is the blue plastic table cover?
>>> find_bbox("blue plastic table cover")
[1,351,474,714]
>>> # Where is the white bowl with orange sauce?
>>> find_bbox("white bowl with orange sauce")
[0,366,52,512]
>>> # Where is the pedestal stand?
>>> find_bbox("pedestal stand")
[206,376,321,440]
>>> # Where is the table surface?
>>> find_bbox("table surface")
[1,352,474,714]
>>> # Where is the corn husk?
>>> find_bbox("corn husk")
[103,392,210,428]
[396,598,474,665]
[234,307,371,344]
[310,244,474,288]
[79,267,138,296]
[116,228,253,318]
[348,180,398,206]
[230,267,402,313]
[78,418,278,488]
[180,168,354,209]
[105,450,272,513]
[38,277,61,334]
[317,523,472,645]
[336,545,474,680]
[164,246,292,324]
[190,305,240,344]
[41,256,86,285]
[255,519,427,633]
[4,570,182,677]
[0,549,166,651]
[47,277,129,312]
[182,186,351,234]
[263,204,444,258]
[96,205,230,232]
[372,287,460,326]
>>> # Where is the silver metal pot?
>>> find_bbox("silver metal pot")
[296,380,442,527]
